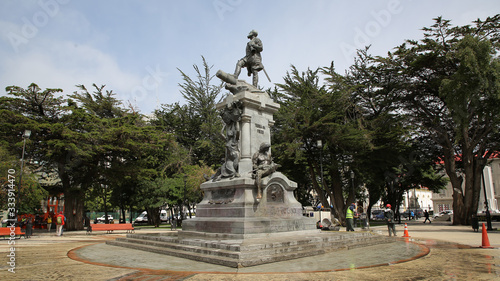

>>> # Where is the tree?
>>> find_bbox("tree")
[0,145,47,215]
[1,83,177,230]
[273,66,371,224]
[389,16,500,224]
[70,84,179,225]
[154,56,225,167]
[1,84,73,221]
[342,47,447,217]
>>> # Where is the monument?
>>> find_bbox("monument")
[107,30,392,268]
[181,28,315,237]
[180,79,316,237]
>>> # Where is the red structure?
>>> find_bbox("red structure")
[18,193,65,229]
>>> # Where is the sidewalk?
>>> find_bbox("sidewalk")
[372,219,500,247]
[0,221,499,280]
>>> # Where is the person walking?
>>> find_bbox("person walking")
[384,204,397,237]
[26,218,32,238]
[360,210,368,229]
[47,216,52,232]
[346,203,355,232]
[56,211,65,236]
[423,210,431,223]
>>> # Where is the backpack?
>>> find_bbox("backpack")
[57,216,62,225]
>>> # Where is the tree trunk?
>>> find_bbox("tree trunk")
[146,207,160,227]
[57,161,84,231]
[330,169,346,224]
[103,187,109,224]
[120,206,126,223]
[308,163,328,209]
[64,189,85,231]
[440,142,467,225]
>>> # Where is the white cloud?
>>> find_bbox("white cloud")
[1,0,498,114]
[0,39,143,106]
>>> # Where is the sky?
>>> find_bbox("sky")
[0,0,499,115]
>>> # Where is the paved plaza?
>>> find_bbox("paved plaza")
[1,220,499,280]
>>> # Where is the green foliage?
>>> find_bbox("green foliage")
[4,83,64,121]
[69,84,124,118]
[0,145,47,214]
[1,16,498,229]
[388,15,500,224]
[273,65,373,220]
[155,56,225,167]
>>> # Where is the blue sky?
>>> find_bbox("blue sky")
[1,0,498,114]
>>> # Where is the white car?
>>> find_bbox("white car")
[433,210,453,218]
[134,210,169,225]
[134,212,148,224]
[433,210,453,221]
[96,215,114,223]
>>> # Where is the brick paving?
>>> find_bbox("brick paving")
[0,221,499,280]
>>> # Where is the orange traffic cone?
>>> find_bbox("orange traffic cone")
[402,223,411,237]
[481,223,493,248]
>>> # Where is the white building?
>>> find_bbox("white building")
[308,156,500,217]
[402,187,434,212]
[432,156,500,214]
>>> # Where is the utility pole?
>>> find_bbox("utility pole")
[317,140,324,223]
[17,130,31,218]
[482,166,494,231]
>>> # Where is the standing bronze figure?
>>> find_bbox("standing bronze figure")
[234,30,264,87]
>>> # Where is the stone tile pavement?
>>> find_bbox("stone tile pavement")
[0,220,499,280]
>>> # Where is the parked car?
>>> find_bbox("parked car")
[375,212,385,220]
[134,212,148,225]
[160,210,168,223]
[433,210,453,221]
[95,215,113,223]
[371,210,385,220]
[402,209,424,219]
[134,210,169,225]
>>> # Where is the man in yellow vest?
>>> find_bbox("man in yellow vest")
[346,203,355,231]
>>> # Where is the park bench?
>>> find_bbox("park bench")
[87,223,134,234]
[0,226,25,239]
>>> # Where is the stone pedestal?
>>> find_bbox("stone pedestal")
[218,86,279,175]
[182,172,316,238]
[182,83,316,238]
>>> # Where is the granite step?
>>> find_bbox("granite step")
[107,231,394,268]
[107,239,240,267]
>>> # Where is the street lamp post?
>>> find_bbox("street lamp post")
[350,170,355,204]
[183,175,187,221]
[413,187,417,220]
[350,170,356,227]
[317,140,323,222]
[481,166,494,231]
[17,130,31,218]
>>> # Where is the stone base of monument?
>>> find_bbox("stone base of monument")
[107,173,393,268]
[181,172,317,238]
[106,231,394,268]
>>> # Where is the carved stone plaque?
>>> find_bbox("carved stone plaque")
[266,184,284,203]
[209,189,236,204]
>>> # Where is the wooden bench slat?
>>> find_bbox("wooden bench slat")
[0,227,25,238]
[88,223,134,234]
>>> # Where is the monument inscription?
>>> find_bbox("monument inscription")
[209,189,236,204]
